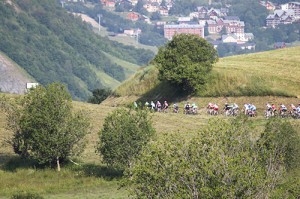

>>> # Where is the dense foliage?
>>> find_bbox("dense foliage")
[153,34,218,92]
[229,0,268,30]
[98,108,155,170]
[64,3,167,47]
[1,83,89,170]
[0,0,154,100]
[127,117,300,198]
[169,0,208,15]
[87,88,112,104]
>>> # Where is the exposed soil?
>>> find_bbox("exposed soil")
[0,53,34,94]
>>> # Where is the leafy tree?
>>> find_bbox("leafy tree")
[153,34,218,92]
[134,0,149,16]
[228,0,268,31]
[97,108,155,170]
[115,1,133,12]
[3,83,89,171]
[87,88,112,104]
[126,117,300,198]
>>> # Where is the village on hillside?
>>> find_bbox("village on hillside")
[64,0,300,52]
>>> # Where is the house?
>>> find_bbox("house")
[159,7,169,16]
[222,34,238,43]
[124,28,142,37]
[282,2,300,18]
[190,12,200,19]
[207,18,224,34]
[266,9,295,27]
[164,24,205,40]
[207,8,221,20]
[220,8,229,16]
[128,0,138,5]
[178,17,191,24]
[209,40,221,49]
[104,0,115,7]
[223,20,245,35]
[143,2,160,12]
[26,83,39,92]
[197,6,208,18]
[127,12,140,21]
[260,1,276,11]
[236,43,256,50]
[274,42,286,48]
[244,33,254,41]
[224,16,240,21]
[233,32,254,43]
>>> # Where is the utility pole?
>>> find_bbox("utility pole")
[97,14,101,32]
[136,29,139,44]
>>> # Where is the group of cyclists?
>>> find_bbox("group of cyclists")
[139,100,300,119]
[265,103,300,118]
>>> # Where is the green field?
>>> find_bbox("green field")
[1,47,300,198]
[115,46,300,98]
[1,94,300,198]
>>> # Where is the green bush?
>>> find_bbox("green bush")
[11,192,44,199]
[98,108,155,170]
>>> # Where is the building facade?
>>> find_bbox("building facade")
[164,24,205,40]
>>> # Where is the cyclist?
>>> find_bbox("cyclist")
[163,101,169,113]
[150,101,155,110]
[279,103,287,115]
[156,101,162,112]
[213,103,219,115]
[184,102,191,114]
[207,102,214,114]
[173,103,179,113]
[232,103,239,115]
[191,102,198,114]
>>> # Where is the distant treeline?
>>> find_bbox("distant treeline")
[0,0,154,100]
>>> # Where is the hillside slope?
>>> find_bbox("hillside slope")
[0,0,154,100]
[114,46,300,100]
[0,52,34,94]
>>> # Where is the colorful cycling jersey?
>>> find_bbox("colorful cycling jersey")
[233,103,238,109]
[156,101,161,108]
[250,105,256,111]
[208,103,214,108]
[164,101,168,107]
[291,104,296,110]
[280,104,287,110]
[151,101,155,108]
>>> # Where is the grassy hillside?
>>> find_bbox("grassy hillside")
[1,93,300,198]
[0,0,154,100]
[114,46,300,100]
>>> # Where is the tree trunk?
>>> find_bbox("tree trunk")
[57,157,61,172]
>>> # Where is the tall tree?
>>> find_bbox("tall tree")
[3,83,89,171]
[153,34,218,92]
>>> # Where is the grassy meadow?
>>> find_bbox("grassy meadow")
[115,46,300,98]
[1,93,300,198]
[1,47,300,198]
